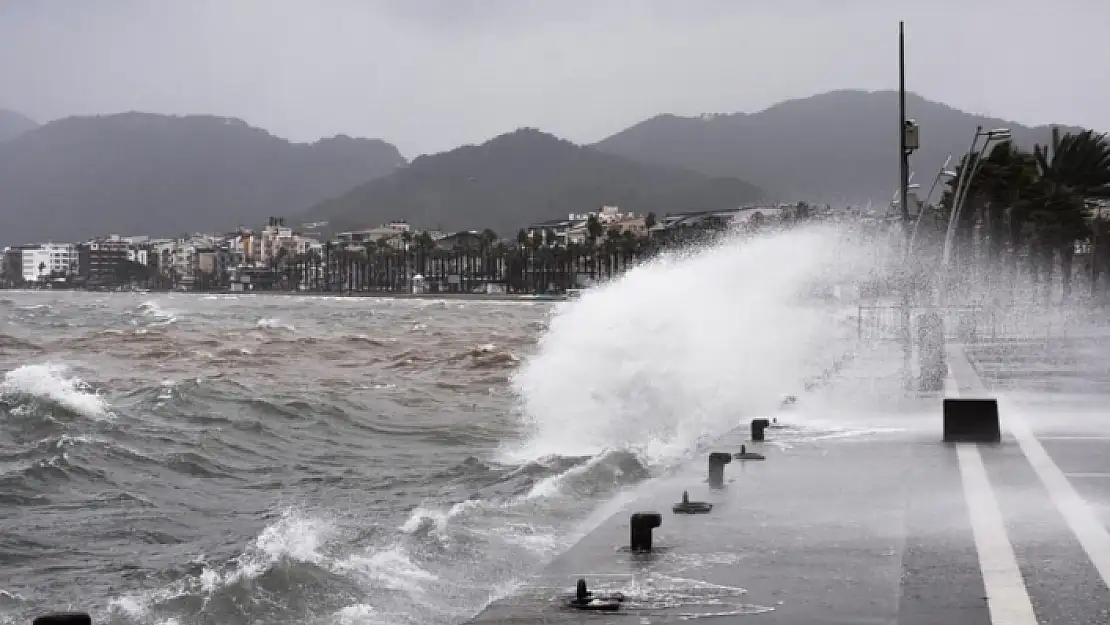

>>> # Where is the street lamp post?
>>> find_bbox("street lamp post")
[938,126,1012,305]
[897,21,920,391]
[907,157,957,256]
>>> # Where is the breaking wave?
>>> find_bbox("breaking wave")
[0,363,109,420]
[507,225,873,465]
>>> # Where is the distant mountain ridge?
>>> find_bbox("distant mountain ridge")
[594,90,1088,206]
[2,91,1097,247]
[0,112,405,246]
[302,127,765,237]
[0,109,38,142]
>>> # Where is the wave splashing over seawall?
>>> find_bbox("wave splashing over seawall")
[507,225,875,465]
[0,226,886,625]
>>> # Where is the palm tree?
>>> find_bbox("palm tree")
[1030,129,1110,299]
[526,231,543,293]
[945,128,1110,301]
[619,230,641,270]
[415,231,436,280]
[978,142,1038,287]
[1089,213,1110,297]
[941,143,1038,294]
[586,214,603,244]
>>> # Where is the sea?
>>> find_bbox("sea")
[0,227,874,625]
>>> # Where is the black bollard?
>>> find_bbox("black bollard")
[672,490,713,514]
[735,444,766,461]
[707,452,732,488]
[943,398,1000,443]
[576,578,589,603]
[629,511,662,552]
[751,418,771,442]
[568,578,623,611]
[33,615,91,625]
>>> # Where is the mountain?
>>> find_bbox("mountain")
[0,112,405,246]
[303,128,764,237]
[0,109,38,142]
[594,90,1088,206]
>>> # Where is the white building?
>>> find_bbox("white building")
[293,235,322,256]
[260,222,294,265]
[128,248,150,266]
[20,243,77,282]
[146,235,214,280]
[335,221,414,250]
[21,248,50,282]
[527,206,643,247]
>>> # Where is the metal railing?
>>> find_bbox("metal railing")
[857,303,1070,343]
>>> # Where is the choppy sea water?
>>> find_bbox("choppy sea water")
[1,228,879,625]
[1,292,625,625]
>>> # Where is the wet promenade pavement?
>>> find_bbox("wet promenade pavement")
[470,341,1110,624]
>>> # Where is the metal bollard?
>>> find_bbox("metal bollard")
[629,512,662,552]
[673,490,713,514]
[707,451,732,488]
[751,418,771,442]
[568,578,623,612]
[734,444,766,461]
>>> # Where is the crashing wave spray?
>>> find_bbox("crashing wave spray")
[506,224,883,464]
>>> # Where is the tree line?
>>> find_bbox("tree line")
[244,209,812,294]
[910,128,1110,303]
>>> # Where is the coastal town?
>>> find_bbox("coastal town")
[1,202,841,294]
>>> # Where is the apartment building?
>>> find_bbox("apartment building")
[1,243,79,283]
[336,221,413,249]
[78,237,130,284]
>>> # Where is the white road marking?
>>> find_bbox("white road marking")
[1064,473,1110,479]
[950,345,1110,595]
[956,444,1039,625]
[1039,436,1110,441]
[946,347,1038,625]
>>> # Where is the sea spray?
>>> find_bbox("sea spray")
[506,224,883,464]
[0,235,897,625]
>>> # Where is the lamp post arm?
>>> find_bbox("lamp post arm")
[942,128,984,271]
[907,155,952,256]
[939,127,986,304]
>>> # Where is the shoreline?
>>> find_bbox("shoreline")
[1,288,570,302]
[226,291,570,302]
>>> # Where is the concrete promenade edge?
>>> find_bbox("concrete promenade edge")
[466,344,1110,624]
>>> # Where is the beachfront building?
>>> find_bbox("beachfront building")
[77,237,130,285]
[10,242,79,283]
[647,205,790,239]
[336,220,414,250]
[527,205,645,247]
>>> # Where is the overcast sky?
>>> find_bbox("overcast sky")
[1,0,1106,157]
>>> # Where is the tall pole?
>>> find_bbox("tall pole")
[898,21,913,390]
[897,21,910,257]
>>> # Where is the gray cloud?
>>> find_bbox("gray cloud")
[0,0,1106,157]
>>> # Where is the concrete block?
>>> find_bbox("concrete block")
[942,398,1000,443]
[34,615,92,625]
